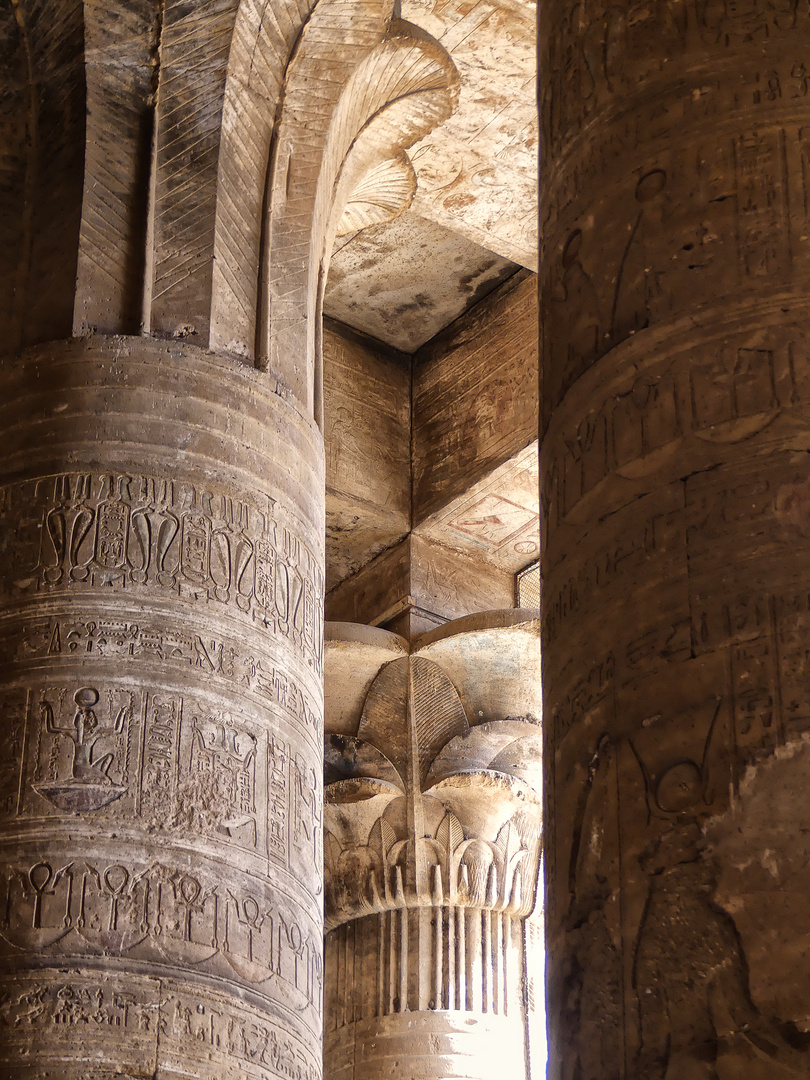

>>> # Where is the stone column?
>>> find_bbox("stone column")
[322,616,542,1080]
[0,1,459,1073]
[541,3,810,1078]
[0,337,325,1079]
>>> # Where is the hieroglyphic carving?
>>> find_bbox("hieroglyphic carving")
[734,129,789,280]
[35,687,131,812]
[0,472,324,673]
[558,677,732,1075]
[542,0,808,166]
[1,685,320,872]
[543,503,684,643]
[0,980,147,1031]
[18,686,137,819]
[173,712,259,850]
[0,978,321,1080]
[0,859,322,1019]
[542,126,798,413]
[291,752,322,874]
[267,735,289,867]
[0,690,27,816]
[688,585,810,749]
[139,693,181,821]
[7,613,321,744]
[551,654,615,746]
[541,328,805,540]
[163,989,321,1080]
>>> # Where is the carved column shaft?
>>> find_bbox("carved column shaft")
[0,338,324,1079]
[0,0,463,1070]
[323,618,541,1080]
[325,910,528,1080]
[541,2,810,1077]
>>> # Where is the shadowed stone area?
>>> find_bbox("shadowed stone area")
[540,0,810,1076]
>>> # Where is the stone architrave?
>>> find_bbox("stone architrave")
[322,616,542,1080]
[540,2,810,1077]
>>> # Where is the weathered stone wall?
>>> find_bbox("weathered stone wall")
[540,2,810,1076]
[413,269,538,525]
[323,319,410,590]
[0,338,325,1079]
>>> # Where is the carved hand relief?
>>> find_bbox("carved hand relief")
[323,656,541,930]
[0,472,324,673]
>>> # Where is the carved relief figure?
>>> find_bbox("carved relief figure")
[611,169,668,343]
[561,735,624,1080]
[175,715,258,846]
[629,702,810,1077]
[35,687,130,812]
[292,753,322,866]
[548,227,602,407]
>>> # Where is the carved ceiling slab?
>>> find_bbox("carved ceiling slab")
[404,0,538,270]
[416,441,540,572]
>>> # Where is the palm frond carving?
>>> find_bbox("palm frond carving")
[324,655,541,930]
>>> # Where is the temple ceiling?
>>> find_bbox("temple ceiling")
[323,0,537,351]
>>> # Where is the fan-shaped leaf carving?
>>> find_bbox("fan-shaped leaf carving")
[336,153,417,236]
[357,656,469,788]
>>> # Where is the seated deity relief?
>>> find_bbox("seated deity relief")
[35,686,130,813]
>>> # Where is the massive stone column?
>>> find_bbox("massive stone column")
[541,3,810,1077]
[0,337,325,1079]
[0,1,457,1076]
[322,616,542,1080]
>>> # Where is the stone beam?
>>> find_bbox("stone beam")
[324,534,518,639]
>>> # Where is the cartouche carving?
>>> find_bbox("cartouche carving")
[0,471,324,673]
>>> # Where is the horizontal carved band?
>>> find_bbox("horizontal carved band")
[0,471,324,674]
[0,685,321,880]
[0,854,322,1028]
[0,973,320,1080]
[3,612,321,747]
